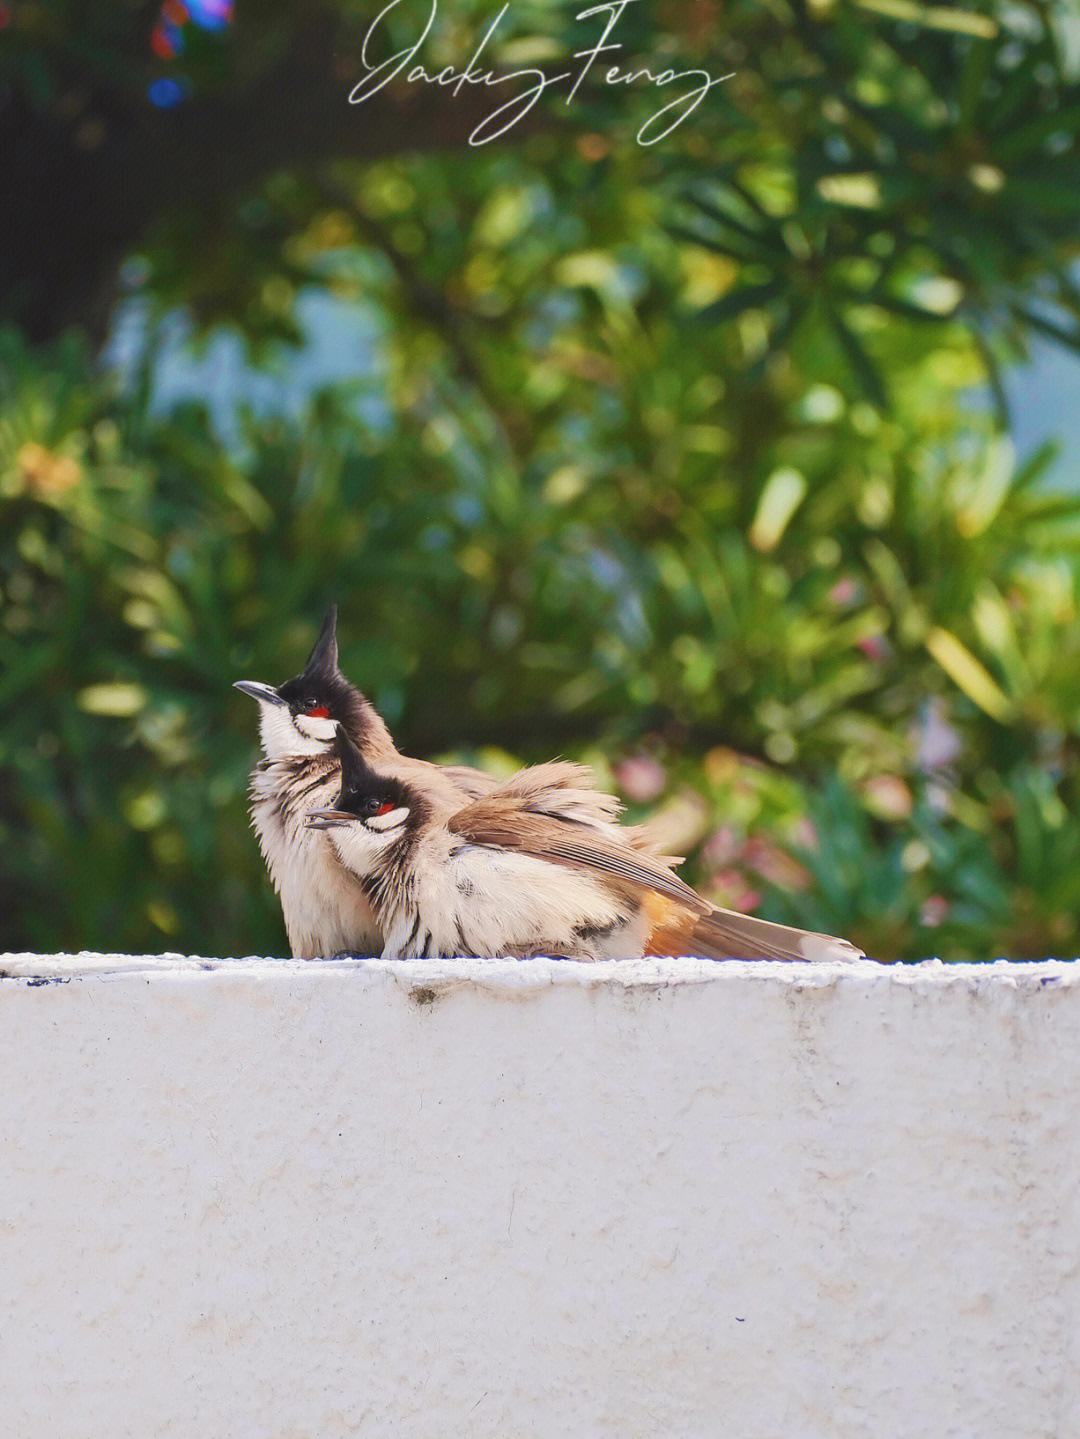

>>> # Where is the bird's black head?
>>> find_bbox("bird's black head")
[234,605,395,762]
[335,727,425,826]
[306,727,428,842]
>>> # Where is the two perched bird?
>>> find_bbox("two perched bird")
[234,607,863,964]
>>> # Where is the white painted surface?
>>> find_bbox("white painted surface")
[2,955,1079,1439]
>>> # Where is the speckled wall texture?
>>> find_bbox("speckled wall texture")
[3,955,1079,1438]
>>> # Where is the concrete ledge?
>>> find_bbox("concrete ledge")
[3,956,1079,1438]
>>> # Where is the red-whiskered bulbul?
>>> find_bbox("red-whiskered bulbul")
[306,727,865,963]
[233,605,495,958]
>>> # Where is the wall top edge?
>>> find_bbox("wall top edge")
[1,952,1078,989]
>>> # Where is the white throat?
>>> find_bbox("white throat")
[256,702,336,760]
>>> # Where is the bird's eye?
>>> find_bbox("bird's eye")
[362,798,396,818]
[304,700,331,718]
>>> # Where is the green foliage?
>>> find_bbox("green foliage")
[4,301,1080,958]
[675,0,1080,410]
[3,0,1080,959]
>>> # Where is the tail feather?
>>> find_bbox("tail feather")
[649,903,864,963]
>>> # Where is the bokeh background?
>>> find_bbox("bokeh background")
[3,0,1080,959]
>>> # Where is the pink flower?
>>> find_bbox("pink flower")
[921,895,950,927]
[857,634,890,663]
[791,817,818,851]
[741,837,811,890]
[708,871,762,914]
[613,754,668,803]
[701,825,739,868]
[916,697,962,771]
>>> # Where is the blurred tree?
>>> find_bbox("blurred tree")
[2,0,1080,960]
[6,0,1080,364]
[3,2,513,344]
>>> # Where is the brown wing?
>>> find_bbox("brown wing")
[498,764,681,864]
[447,765,864,962]
[447,771,699,908]
[479,761,624,827]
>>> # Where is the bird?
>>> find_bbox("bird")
[306,726,865,963]
[233,605,496,958]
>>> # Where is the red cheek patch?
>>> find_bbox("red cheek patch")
[306,706,331,719]
[374,802,396,816]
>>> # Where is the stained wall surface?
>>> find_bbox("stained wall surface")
[3,954,1078,1439]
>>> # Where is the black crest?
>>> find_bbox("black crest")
[304,604,339,681]
[277,605,349,715]
[334,724,373,797]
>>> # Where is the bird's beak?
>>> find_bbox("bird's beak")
[306,808,351,830]
[233,680,288,707]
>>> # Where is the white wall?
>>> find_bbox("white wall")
[2,954,1079,1439]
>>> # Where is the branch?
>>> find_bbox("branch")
[1,9,549,345]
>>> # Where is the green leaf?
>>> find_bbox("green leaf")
[826,307,889,410]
